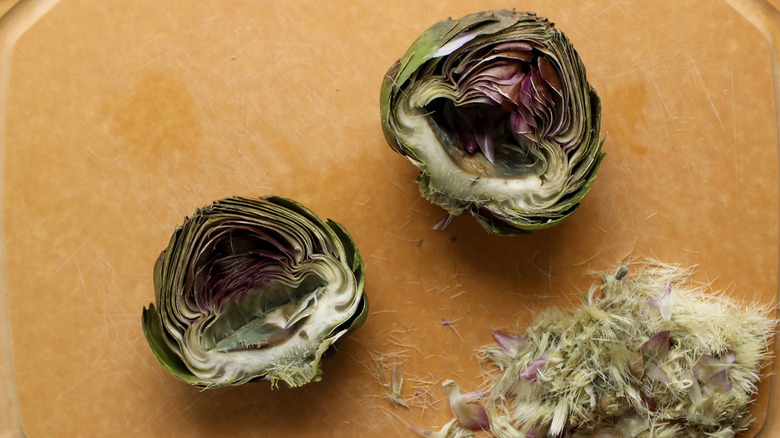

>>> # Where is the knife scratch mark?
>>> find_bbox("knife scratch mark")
[76,259,99,315]
[54,237,92,274]
[593,1,631,19]
[54,352,106,402]
[727,12,739,209]
[572,248,605,266]
[646,70,677,122]
[688,54,727,135]
[390,180,413,197]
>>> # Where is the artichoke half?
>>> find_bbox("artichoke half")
[142,196,367,388]
[380,10,604,234]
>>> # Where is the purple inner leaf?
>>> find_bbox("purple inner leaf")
[432,43,565,164]
[693,351,736,390]
[708,369,733,393]
[639,331,671,362]
[693,354,717,381]
[443,382,490,431]
[191,227,298,310]
[521,355,548,382]
[492,332,528,357]
[646,281,673,321]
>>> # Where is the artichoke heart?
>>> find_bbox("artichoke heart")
[380,10,605,234]
[142,196,367,388]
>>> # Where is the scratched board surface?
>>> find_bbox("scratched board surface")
[2,0,778,436]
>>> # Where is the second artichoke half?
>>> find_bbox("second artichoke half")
[142,197,367,388]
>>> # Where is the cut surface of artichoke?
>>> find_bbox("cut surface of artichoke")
[381,10,604,234]
[142,196,367,388]
[182,257,359,387]
[394,101,552,212]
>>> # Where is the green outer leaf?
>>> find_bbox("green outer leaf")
[141,251,201,384]
[380,10,518,156]
[388,10,520,100]
[380,61,404,154]
[142,305,200,385]
[387,18,456,101]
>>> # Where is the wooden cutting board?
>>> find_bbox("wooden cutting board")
[1,0,778,436]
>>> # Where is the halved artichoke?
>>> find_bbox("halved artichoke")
[142,196,368,388]
[380,10,604,234]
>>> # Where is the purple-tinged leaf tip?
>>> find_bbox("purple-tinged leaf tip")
[639,331,671,362]
[442,381,490,431]
[521,355,548,382]
[433,214,455,231]
[476,127,496,163]
[492,332,528,358]
[708,369,733,393]
[646,281,673,321]
[693,352,735,391]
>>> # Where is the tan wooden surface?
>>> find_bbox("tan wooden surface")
[1,0,778,436]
